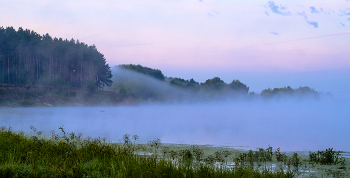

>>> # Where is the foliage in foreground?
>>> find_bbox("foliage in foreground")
[0,126,294,178]
[309,148,346,166]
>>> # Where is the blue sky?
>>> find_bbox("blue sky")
[0,0,349,95]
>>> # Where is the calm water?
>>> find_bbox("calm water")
[0,99,349,151]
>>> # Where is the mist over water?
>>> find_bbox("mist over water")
[107,67,253,103]
[1,99,349,152]
[0,68,346,151]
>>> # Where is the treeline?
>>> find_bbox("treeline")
[0,26,112,90]
[260,86,319,98]
[119,64,165,81]
[119,64,249,94]
[112,64,325,101]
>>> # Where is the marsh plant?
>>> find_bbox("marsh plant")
[286,153,302,173]
[275,147,287,163]
[0,126,345,177]
[148,138,162,156]
[193,146,205,162]
[235,146,275,168]
[309,148,344,165]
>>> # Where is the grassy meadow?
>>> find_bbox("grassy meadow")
[0,126,348,178]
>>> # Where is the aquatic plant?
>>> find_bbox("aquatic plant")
[287,153,301,173]
[309,148,343,165]
[275,147,287,163]
[0,126,329,177]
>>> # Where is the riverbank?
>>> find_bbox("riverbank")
[0,128,293,177]
[0,85,135,107]
[0,127,348,177]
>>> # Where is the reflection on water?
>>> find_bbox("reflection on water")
[0,99,349,151]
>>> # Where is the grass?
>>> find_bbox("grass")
[0,126,348,177]
[0,126,297,178]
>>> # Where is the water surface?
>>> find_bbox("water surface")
[1,99,349,151]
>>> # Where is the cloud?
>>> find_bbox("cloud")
[320,9,333,15]
[198,0,203,2]
[348,18,350,21]
[310,7,320,13]
[270,32,279,35]
[212,10,219,14]
[297,11,319,28]
[267,1,291,16]
[235,31,350,49]
[339,8,350,16]
[265,11,270,16]
[340,23,346,27]
[297,11,307,18]
[207,9,219,16]
[307,21,319,28]
[280,5,287,10]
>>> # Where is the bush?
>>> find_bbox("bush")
[309,148,342,165]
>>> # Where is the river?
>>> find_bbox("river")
[0,99,349,151]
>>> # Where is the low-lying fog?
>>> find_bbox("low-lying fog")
[1,99,349,152]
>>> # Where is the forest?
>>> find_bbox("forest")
[118,64,249,93]
[110,64,321,102]
[0,26,112,90]
[0,27,324,104]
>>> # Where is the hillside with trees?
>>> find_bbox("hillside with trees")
[260,86,320,98]
[116,64,249,94]
[0,26,328,106]
[110,64,326,102]
[119,64,165,81]
[0,26,112,90]
[167,77,200,91]
[200,77,249,94]
[0,27,135,107]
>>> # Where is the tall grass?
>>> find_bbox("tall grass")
[0,126,295,177]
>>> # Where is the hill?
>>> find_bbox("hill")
[108,64,326,102]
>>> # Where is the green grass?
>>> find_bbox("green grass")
[0,126,297,178]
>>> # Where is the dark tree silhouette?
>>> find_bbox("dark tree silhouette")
[0,26,112,90]
[119,64,165,81]
[260,86,318,98]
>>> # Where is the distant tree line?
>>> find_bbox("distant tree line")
[167,77,249,94]
[119,64,165,81]
[118,64,249,94]
[260,86,319,98]
[116,64,324,100]
[200,77,249,93]
[167,77,200,91]
[0,26,112,90]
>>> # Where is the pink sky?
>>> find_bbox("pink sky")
[1,0,350,93]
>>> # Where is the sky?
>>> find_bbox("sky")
[0,0,350,94]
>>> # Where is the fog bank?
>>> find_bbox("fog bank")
[107,67,326,103]
[1,99,349,152]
